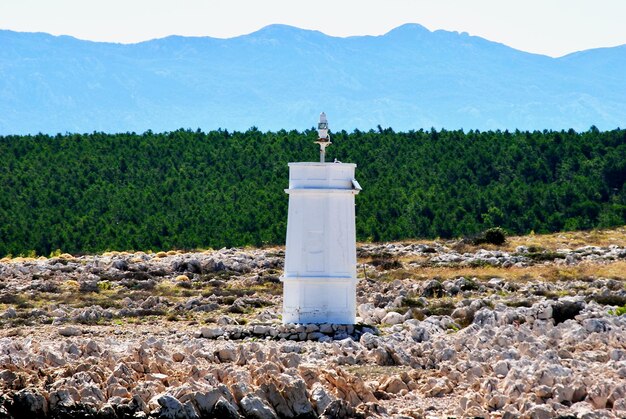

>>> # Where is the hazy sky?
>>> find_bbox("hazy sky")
[1,0,625,57]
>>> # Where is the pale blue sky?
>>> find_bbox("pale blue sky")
[1,0,625,57]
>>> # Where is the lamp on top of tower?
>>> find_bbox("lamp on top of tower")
[315,112,332,163]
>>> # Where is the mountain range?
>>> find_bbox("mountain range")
[1,23,625,134]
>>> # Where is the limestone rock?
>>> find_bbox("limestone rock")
[240,395,277,419]
[410,326,430,342]
[1,308,17,319]
[201,327,225,339]
[421,280,444,298]
[320,399,361,419]
[525,404,553,419]
[58,326,82,337]
[154,394,186,419]
[217,343,238,362]
[11,389,48,417]
[212,397,242,419]
[190,391,221,416]
[381,311,404,325]
[263,374,315,419]
[359,332,379,349]
[380,376,408,394]
[310,382,334,415]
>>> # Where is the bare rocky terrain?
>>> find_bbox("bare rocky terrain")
[1,229,626,418]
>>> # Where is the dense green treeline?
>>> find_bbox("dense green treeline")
[1,127,625,256]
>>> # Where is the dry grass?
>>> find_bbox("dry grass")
[356,226,626,255]
[344,365,412,381]
[215,282,283,297]
[20,288,126,310]
[391,260,626,283]
[452,226,626,253]
[155,281,185,298]
[505,227,626,252]
[355,226,626,284]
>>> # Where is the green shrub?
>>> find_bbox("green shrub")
[49,249,63,258]
[609,305,626,316]
[484,227,507,245]
[97,281,112,291]
[467,227,507,246]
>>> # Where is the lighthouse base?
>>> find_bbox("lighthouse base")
[280,276,357,324]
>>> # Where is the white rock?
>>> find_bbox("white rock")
[493,360,509,377]
[213,397,241,418]
[487,393,508,410]
[217,344,237,362]
[381,311,404,325]
[253,325,270,335]
[200,327,224,339]
[240,394,277,419]
[382,376,408,394]
[58,326,82,337]
[614,398,626,412]
[13,389,48,415]
[526,404,553,419]
[534,385,552,398]
[108,385,130,398]
[217,315,238,326]
[154,394,185,419]
[570,401,610,419]
[410,326,430,342]
[357,303,375,320]
[537,304,553,320]
[372,308,387,322]
[2,308,17,319]
[360,333,379,349]
[45,351,66,366]
[310,382,334,415]
[191,391,221,416]
[583,318,608,333]
[588,382,610,408]
[319,323,334,334]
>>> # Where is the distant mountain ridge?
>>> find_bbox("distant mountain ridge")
[0,24,625,134]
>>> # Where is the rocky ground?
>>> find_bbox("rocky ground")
[1,228,626,418]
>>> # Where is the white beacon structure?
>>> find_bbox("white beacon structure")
[281,113,362,324]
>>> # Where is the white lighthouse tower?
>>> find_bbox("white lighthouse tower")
[281,113,361,324]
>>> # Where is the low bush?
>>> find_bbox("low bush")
[464,227,507,246]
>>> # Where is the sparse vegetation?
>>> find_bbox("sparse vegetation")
[423,298,456,317]
[368,252,403,270]
[393,258,626,283]
[0,227,623,335]
[591,295,626,307]
[0,226,625,418]
[524,251,567,261]
[609,305,626,316]
[97,281,112,292]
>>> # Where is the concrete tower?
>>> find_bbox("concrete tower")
[281,113,361,324]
